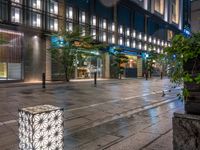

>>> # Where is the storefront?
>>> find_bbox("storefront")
[76,54,103,79]
[0,29,23,81]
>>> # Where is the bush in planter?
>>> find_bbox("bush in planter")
[164,33,200,114]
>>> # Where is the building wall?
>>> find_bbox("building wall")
[191,0,200,32]
[0,0,190,81]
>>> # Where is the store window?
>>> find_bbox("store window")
[154,0,164,15]
[66,6,73,19]
[11,7,22,23]
[30,12,41,28]
[77,54,103,79]
[172,0,179,24]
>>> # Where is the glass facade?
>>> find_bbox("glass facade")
[0,29,23,80]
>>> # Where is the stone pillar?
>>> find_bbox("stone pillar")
[103,53,110,78]
[173,112,200,150]
[58,0,66,31]
[137,57,143,77]
[46,38,52,81]
[19,105,64,150]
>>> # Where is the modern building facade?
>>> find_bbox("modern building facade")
[0,0,191,82]
[191,0,200,33]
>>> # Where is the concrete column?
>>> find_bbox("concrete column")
[164,0,169,22]
[46,38,52,81]
[179,0,183,30]
[137,57,143,77]
[114,3,118,44]
[58,0,66,31]
[103,53,110,78]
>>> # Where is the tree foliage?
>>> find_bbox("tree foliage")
[163,33,200,99]
[110,48,129,79]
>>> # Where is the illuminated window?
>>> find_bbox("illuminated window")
[138,42,142,49]
[99,19,107,29]
[154,0,164,15]
[49,1,58,14]
[132,41,136,48]
[172,0,179,24]
[82,27,86,36]
[79,11,86,23]
[138,32,142,40]
[103,19,107,29]
[66,22,73,32]
[31,13,41,28]
[132,30,136,38]
[118,37,123,45]
[144,34,147,41]
[108,22,115,32]
[149,36,152,43]
[66,6,73,19]
[103,32,107,42]
[112,23,115,32]
[91,16,96,26]
[49,18,58,31]
[11,7,22,23]
[126,39,130,47]
[119,25,123,34]
[30,0,41,9]
[91,29,96,39]
[126,28,130,36]
[11,0,22,3]
[112,35,115,44]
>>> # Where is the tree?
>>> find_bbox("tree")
[49,27,105,82]
[145,50,158,78]
[164,33,200,100]
[110,48,129,79]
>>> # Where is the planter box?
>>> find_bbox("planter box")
[173,112,200,150]
[184,56,200,115]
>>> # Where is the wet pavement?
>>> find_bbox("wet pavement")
[0,78,183,149]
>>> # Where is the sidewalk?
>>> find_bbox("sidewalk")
[0,78,181,149]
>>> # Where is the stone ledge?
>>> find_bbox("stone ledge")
[173,112,200,150]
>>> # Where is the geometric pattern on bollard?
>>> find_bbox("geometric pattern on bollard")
[18,105,64,150]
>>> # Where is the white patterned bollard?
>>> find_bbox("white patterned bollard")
[18,105,64,150]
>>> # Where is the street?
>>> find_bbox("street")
[0,78,183,150]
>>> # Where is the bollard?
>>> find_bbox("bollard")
[42,73,46,88]
[18,105,64,150]
[160,71,163,80]
[94,72,97,87]
[145,72,148,80]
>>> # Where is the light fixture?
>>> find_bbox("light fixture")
[19,105,64,150]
